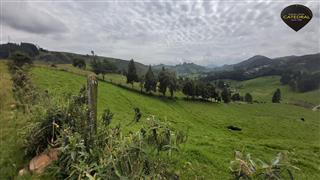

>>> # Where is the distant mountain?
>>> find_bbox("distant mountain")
[153,62,209,76]
[2,42,319,79]
[203,53,320,81]
[0,42,149,76]
[233,55,274,70]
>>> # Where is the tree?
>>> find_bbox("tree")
[182,80,195,99]
[272,88,281,103]
[90,51,101,75]
[10,52,32,68]
[144,66,157,93]
[168,72,177,98]
[207,83,216,101]
[100,60,117,80]
[72,58,86,69]
[126,59,138,87]
[231,93,241,101]
[139,76,145,93]
[244,93,253,103]
[221,87,231,103]
[158,67,169,96]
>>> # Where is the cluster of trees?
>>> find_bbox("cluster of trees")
[125,59,178,98]
[280,71,320,92]
[182,80,254,103]
[182,80,219,101]
[90,51,117,80]
[125,59,259,103]
[0,42,39,58]
[91,57,283,104]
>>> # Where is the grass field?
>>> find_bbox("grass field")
[229,76,320,106]
[30,66,320,179]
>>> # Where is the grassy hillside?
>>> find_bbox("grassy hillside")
[229,76,320,106]
[31,66,320,179]
[0,62,30,178]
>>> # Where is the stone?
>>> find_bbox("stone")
[29,148,59,174]
[18,168,28,176]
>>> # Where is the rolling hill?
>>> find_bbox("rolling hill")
[153,62,210,76]
[204,53,320,81]
[29,65,320,179]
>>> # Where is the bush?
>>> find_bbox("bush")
[72,58,86,69]
[22,83,187,179]
[272,89,281,103]
[230,151,299,179]
[49,116,187,179]
[101,108,113,126]
[24,87,88,157]
[231,93,241,101]
[9,52,33,68]
[244,93,253,103]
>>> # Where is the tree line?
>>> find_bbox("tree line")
[73,54,282,104]
[280,71,320,92]
[126,59,178,98]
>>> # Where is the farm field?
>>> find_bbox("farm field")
[30,66,320,179]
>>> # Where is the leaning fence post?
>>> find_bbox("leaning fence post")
[87,74,98,147]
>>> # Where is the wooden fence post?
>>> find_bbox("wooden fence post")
[87,74,98,147]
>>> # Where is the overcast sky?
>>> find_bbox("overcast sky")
[1,0,319,66]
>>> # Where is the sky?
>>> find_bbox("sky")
[1,0,319,66]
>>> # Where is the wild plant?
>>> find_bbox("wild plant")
[230,151,299,180]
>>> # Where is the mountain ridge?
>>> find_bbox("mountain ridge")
[1,42,319,77]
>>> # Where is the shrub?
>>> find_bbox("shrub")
[101,108,113,126]
[24,87,88,157]
[230,151,299,180]
[9,52,32,68]
[231,93,241,101]
[272,89,281,103]
[49,116,187,179]
[244,93,253,103]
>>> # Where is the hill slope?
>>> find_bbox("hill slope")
[31,66,320,179]
[0,42,149,76]
[229,76,320,106]
[153,62,209,76]
[204,53,320,81]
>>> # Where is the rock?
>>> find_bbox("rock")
[29,148,59,174]
[18,168,28,176]
[10,103,16,109]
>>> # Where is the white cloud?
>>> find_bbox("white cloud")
[1,0,319,66]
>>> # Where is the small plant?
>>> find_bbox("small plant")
[230,151,299,180]
[101,108,113,126]
[133,107,142,122]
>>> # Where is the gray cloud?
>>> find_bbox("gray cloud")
[2,1,68,34]
[1,0,319,66]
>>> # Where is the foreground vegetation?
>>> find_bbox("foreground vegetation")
[30,66,320,179]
